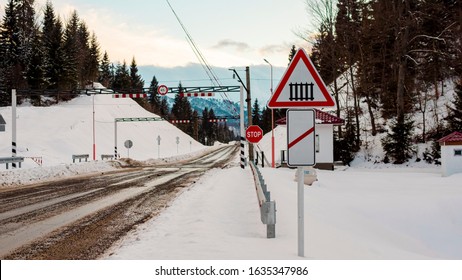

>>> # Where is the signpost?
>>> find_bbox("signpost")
[157,135,161,158]
[245,125,263,144]
[124,140,133,158]
[176,137,180,154]
[268,48,335,258]
[157,85,168,96]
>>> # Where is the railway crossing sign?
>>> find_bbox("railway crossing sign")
[268,48,335,108]
[287,109,316,167]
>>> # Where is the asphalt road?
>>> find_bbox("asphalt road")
[0,144,238,259]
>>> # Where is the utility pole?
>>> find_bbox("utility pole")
[246,66,254,162]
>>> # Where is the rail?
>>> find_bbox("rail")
[249,161,276,238]
[72,154,89,163]
[0,156,24,169]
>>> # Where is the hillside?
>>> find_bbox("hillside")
[0,93,204,169]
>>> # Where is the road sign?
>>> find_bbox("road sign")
[158,85,168,96]
[246,125,263,144]
[124,140,133,149]
[287,109,316,166]
[268,48,335,108]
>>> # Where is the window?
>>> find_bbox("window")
[454,149,462,156]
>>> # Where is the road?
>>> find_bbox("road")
[0,145,238,259]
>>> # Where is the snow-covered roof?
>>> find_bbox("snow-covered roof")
[275,109,344,125]
[438,131,462,143]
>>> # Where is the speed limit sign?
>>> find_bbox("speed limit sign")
[157,85,168,96]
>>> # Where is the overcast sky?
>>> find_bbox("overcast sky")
[1,0,314,68]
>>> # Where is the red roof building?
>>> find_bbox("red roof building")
[437,131,462,177]
[275,109,344,125]
[438,131,462,145]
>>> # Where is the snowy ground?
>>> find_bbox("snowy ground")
[2,92,461,261]
[105,160,462,260]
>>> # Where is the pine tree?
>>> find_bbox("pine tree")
[260,107,272,134]
[382,116,415,164]
[26,33,44,91]
[98,51,112,87]
[159,97,169,117]
[0,0,22,92]
[112,61,130,90]
[129,57,144,90]
[42,2,65,90]
[62,10,80,90]
[82,32,100,86]
[252,98,261,127]
[171,82,193,136]
[288,45,296,65]
[148,75,161,114]
[446,79,462,133]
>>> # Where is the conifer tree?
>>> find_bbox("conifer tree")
[446,80,462,133]
[148,75,161,114]
[112,61,130,90]
[382,116,415,164]
[251,98,261,127]
[129,57,144,90]
[98,51,112,87]
[62,10,80,90]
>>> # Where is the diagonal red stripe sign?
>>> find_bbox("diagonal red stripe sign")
[288,127,315,149]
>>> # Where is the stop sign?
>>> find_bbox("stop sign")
[246,125,263,143]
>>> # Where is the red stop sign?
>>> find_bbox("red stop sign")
[246,125,263,143]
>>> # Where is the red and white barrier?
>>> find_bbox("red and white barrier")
[112,93,147,98]
[179,92,214,97]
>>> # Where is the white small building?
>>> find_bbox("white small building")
[438,131,462,177]
[276,109,344,170]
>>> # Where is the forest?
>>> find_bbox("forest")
[301,0,462,164]
[0,0,236,145]
[1,0,462,161]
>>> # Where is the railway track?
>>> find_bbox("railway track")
[0,145,238,259]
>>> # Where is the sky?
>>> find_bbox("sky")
[3,0,315,68]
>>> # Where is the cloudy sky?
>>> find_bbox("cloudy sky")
[3,0,314,68]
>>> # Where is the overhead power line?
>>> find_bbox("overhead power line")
[165,0,239,116]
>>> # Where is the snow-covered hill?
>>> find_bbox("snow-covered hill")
[0,93,204,169]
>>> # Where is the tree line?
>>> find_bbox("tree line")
[0,0,236,145]
[306,0,462,164]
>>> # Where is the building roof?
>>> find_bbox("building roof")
[437,131,462,143]
[275,109,344,125]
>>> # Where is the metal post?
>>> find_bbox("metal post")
[114,121,118,159]
[298,167,305,257]
[92,94,96,160]
[264,59,275,168]
[12,89,17,168]
[246,66,254,162]
[240,85,245,169]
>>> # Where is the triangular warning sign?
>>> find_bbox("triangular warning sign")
[268,48,335,108]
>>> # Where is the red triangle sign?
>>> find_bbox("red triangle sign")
[268,48,335,108]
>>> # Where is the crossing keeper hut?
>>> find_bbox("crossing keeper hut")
[438,131,462,177]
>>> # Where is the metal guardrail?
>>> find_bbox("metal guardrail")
[101,154,114,160]
[249,161,276,238]
[0,156,24,169]
[72,154,89,163]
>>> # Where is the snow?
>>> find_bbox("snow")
[1,91,462,263]
[106,139,462,260]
